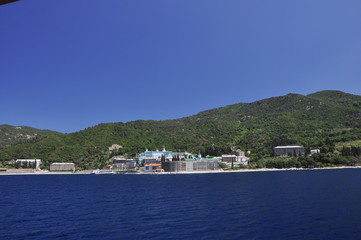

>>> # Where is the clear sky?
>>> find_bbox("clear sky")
[1,0,360,133]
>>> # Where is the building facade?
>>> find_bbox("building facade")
[112,157,136,169]
[50,163,75,172]
[273,146,305,156]
[310,149,320,155]
[162,158,221,172]
[137,148,196,164]
[221,155,249,166]
[16,159,41,170]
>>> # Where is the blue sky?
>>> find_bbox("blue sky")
[1,0,360,133]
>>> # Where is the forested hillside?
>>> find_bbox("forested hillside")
[0,125,60,148]
[1,90,360,169]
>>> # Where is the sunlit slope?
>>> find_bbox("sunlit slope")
[1,90,360,169]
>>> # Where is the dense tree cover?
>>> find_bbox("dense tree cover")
[1,90,361,169]
[251,154,361,169]
[0,125,59,148]
[341,146,361,157]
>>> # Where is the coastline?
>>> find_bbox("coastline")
[156,165,361,174]
[1,166,361,176]
[0,169,93,176]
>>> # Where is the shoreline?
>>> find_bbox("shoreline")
[156,165,361,174]
[0,169,93,176]
[1,166,361,176]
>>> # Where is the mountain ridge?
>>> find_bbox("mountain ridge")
[1,90,360,169]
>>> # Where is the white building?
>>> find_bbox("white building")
[273,146,305,156]
[137,148,196,164]
[50,163,75,172]
[16,159,41,170]
[221,155,249,166]
[162,158,222,172]
[310,149,320,155]
[112,157,136,169]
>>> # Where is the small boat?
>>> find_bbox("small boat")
[91,169,116,175]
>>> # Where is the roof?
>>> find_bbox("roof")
[172,152,192,155]
[186,158,220,161]
[140,150,194,155]
[145,164,161,167]
[142,151,166,153]
[274,146,303,149]
[16,159,41,162]
[50,163,75,165]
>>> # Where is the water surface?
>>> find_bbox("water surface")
[1,169,361,239]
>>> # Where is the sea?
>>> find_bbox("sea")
[1,169,361,239]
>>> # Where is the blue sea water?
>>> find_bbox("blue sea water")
[1,169,361,239]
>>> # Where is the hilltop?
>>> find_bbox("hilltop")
[0,125,60,148]
[0,90,360,169]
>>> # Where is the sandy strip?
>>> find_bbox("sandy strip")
[0,170,92,176]
[153,166,361,175]
[1,166,361,176]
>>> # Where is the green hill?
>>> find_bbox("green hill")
[0,125,60,148]
[308,90,361,110]
[1,90,360,169]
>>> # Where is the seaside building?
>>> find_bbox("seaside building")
[16,159,41,170]
[136,148,196,165]
[50,163,75,172]
[137,148,223,172]
[221,155,249,167]
[112,157,136,170]
[162,158,221,172]
[142,158,159,165]
[221,150,249,167]
[144,163,163,173]
[273,146,305,156]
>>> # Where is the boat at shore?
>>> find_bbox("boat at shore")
[91,169,116,175]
